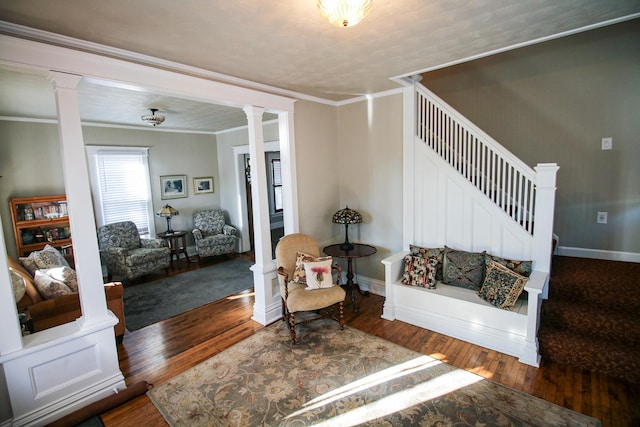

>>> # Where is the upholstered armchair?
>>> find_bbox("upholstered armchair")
[192,209,238,261]
[275,233,346,343]
[97,221,170,281]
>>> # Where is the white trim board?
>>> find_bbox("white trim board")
[557,246,640,263]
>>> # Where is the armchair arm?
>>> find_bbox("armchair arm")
[100,247,128,265]
[277,266,290,300]
[192,229,203,240]
[223,224,237,236]
[141,238,167,249]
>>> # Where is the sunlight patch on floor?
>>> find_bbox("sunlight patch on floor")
[285,355,483,425]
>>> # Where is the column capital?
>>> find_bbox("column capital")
[47,71,82,90]
[243,105,265,119]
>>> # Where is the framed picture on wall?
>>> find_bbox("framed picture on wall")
[160,175,187,199]
[193,176,214,194]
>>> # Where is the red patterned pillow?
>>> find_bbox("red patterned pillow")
[292,252,331,284]
[401,255,438,288]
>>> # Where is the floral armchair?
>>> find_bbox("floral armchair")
[192,210,238,261]
[97,220,170,281]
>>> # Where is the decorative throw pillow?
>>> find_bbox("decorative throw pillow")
[442,247,486,290]
[32,244,70,269]
[39,266,78,293]
[292,252,331,284]
[401,255,438,288]
[478,261,529,310]
[303,258,334,290]
[33,269,74,300]
[409,245,445,280]
[10,271,27,302]
[19,253,40,276]
[485,254,532,277]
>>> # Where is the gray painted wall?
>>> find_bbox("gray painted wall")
[0,121,219,258]
[421,19,640,255]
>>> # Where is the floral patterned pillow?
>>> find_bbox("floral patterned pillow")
[484,254,532,277]
[39,266,78,293]
[292,252,331,284]
[477,261,528,310]
[33,269,74,300]
[303,258,334,289]
[32,244,70,270]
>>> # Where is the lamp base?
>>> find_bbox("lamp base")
[340,242,354,251]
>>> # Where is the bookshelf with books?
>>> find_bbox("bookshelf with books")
[9,195,73,259]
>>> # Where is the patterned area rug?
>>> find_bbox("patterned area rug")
[148,318,601,426]
[124,258,253,330]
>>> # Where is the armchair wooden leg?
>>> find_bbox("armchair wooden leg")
[288,312,297,343]
[339,301,344,330]
[281,298,286,321]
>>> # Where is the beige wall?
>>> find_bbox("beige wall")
[337,94,404,279]
[0,121,219,257]
[422,19,640,254]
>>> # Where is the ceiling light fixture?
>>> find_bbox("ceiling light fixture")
[317,0,373,28]
[141,108,165,127]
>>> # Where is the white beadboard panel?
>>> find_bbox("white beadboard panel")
[445,177,465,249]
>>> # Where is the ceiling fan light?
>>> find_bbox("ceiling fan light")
[141,108,166,126]
[317,0,373,28]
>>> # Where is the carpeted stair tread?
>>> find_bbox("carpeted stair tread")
[549,256,640,312]
[538,326,640,384]
[539,255,640,383]
[541,299,640,346]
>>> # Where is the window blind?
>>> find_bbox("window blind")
[87,147,154,238]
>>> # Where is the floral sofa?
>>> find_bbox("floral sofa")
[9,245,125,339]
[97,220,170,281]
[192,209,238,261]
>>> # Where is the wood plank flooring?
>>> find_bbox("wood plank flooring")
[100,258,640,427]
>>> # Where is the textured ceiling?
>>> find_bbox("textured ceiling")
[0,0,638,132]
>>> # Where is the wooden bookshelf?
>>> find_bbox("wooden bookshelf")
[9,195,73,258]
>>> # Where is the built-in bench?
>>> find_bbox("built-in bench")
[381,251,548,366]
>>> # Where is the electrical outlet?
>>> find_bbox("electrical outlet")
[601,137,613,150]
[597,212,608,224]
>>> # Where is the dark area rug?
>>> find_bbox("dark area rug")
[124,258,254,330]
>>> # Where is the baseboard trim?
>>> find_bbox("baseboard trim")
[351,275,385,297]
[557,246,640,263]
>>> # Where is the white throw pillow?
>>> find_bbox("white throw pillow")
[303,258,334,290]
[33,269,74,300]
[39,266,78,293]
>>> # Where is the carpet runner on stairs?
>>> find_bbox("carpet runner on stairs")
[538,256,640,384]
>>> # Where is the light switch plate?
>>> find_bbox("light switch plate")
[597,212,608,224]
[601,137,613,150]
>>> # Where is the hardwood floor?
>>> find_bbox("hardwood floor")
[101,258,640,427]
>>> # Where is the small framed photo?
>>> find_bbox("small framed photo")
[160,175,187,199]
[193,176,214,194]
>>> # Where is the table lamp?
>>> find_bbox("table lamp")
[156,204,179,234]
[332,205,362,250]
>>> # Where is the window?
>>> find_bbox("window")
[271,158,283,212]
[86,146,155,237]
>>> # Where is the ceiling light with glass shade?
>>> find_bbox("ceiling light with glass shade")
[141,108,165,127]
[317,0,373,28]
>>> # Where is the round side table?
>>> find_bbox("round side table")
[323,243,376,313]
[157,231,190,265]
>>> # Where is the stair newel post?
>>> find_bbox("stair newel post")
[532,163,559,279]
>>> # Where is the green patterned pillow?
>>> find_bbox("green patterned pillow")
[484,254,532,277]
[442,247,486,290]
[478,261,528,310]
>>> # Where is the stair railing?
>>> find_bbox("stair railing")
[415,84,539,234]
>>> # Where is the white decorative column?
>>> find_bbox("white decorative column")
[0,72,125,427]
[277,111,299,235]
[48,72,110,325]
[244,106,280,325]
